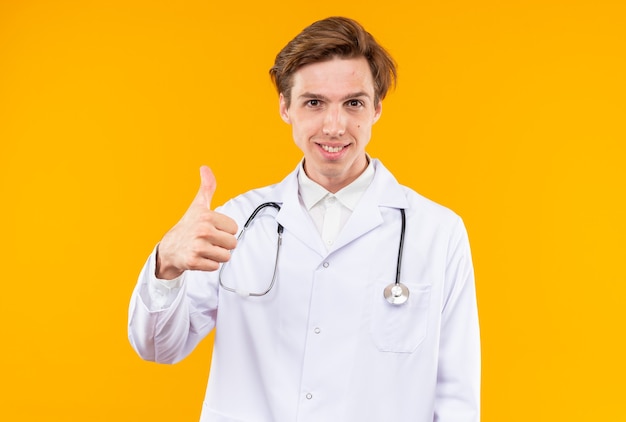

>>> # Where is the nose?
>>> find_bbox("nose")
[322,106,346,137]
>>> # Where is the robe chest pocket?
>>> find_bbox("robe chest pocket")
[370,281,432,353]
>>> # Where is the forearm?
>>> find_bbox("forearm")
[434,291,481,421]
[434,219,481,421]
[127,249,216,364]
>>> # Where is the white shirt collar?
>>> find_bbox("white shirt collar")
[298,158,375,211]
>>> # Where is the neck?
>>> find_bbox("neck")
[303,156,370,193]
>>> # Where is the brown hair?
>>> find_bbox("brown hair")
[269,16,397,107]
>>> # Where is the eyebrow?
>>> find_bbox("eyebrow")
[298,91,372,101]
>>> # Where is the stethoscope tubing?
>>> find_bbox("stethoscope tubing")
[396,208,406,288]
[219,202,409,305]
[219,202,283,297]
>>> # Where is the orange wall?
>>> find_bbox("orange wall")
[1,0,624,420]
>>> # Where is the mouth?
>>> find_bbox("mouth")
[319,143,348,153]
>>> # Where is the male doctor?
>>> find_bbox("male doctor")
[129,16,480,422]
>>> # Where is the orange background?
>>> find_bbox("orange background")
[1,0,625,420]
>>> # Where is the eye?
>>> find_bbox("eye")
[306,99,321,107]
[347,99,364,108]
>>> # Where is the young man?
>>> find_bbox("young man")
[129,16,480,422]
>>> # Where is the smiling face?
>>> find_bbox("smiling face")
[279,56,382,193]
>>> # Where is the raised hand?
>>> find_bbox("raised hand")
[155,166,238,280]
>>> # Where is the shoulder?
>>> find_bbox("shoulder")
[403,186,459,222]
[373,159,461,225]
[403,186,468,241]
[216,184,279,224]
[214,166,299,226]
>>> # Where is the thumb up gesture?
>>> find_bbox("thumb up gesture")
[156,166,238,280]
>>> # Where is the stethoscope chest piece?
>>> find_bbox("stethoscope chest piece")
[384,282,410,305]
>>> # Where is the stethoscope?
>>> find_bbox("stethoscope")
[219,202,283,297]
[218,202,410,306]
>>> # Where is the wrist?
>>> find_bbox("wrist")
[155,245,184,280]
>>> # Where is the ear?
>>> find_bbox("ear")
[279,93,291,124]
[372,101,383,124]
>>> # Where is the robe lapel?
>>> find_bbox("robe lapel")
[260,165,326,257]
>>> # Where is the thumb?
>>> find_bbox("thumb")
[194,165,217,209]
